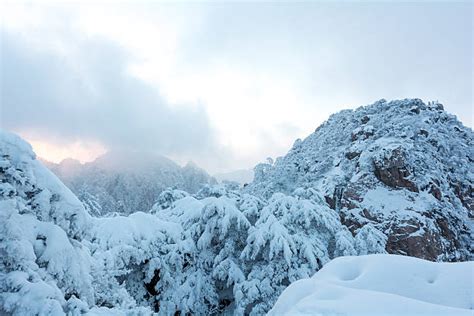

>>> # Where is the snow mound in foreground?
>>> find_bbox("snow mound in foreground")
[268,254,473,316]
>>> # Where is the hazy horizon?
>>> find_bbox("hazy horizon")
[1,1,472,173]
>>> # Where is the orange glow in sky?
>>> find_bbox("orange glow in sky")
[25,137,107,164]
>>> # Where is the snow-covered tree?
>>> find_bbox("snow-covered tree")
[237,192,357,315]
[0,132,94,315]
[4,95,473,316]
[159,195,250,314]
[151,188,189,212]
[355,224,388,255]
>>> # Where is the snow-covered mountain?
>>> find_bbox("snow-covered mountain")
[0,129,384,315]
[269,254,474,316]
[43,151,217,215]
[247,99,473,261]
[1,98,472,315]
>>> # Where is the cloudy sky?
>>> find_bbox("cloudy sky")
[1,1,472,173]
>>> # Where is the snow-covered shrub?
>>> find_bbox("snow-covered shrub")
[238,193,265,225]
[355,224,388,255]
[151,188,189,212]
[87,212,182,311]
[0,138,364,316]
[156,195,250,314]
[7,94,472,316]
[139,187,362,315]
[0,132,94,315]
[236,192,357,315]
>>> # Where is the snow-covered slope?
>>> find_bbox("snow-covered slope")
[0,130,176,315]
[0,131,95,314]
[0,130,382,315]
[269,254,474,316]
[1,98,472,315]
[44,151,216,216]
[247,99,473,261]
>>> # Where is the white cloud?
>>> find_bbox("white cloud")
[1,1,472,173]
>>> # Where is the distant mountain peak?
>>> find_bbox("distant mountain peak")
[89,149,177,171]
[184,160,199,169]
[59,157,82,166]
[44,149,216,215]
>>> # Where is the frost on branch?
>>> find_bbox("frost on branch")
[237,192,358,315]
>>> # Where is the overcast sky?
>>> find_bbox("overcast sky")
[1,1,472,173]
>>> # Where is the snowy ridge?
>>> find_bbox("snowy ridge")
[44,151,217,216]
[269,254,474,316]
[247,99,473,261]
[1,98,473,315]
[0,129,383,315]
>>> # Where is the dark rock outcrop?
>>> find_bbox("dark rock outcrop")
[247,99,473,261]
[373,147,418,192]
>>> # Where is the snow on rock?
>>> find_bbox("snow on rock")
[269,254,474,316]
[1,98,472,315]
[247,99,473,261]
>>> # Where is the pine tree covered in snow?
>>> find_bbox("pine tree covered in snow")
[236,190,358,315]
[0,131,164,315]
[146,186,368,315]
[0,131,94,314]
[246,99,473,261]
[1,98,472,315]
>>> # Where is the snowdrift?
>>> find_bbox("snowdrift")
[269,254,474,316]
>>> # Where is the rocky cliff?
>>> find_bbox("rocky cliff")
[247,99,473,261]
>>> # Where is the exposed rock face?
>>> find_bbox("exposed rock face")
[247,99,473,261]
[373,146,418,192]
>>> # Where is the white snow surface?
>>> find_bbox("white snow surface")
[1,98,473,315]
[269,254,474,316]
